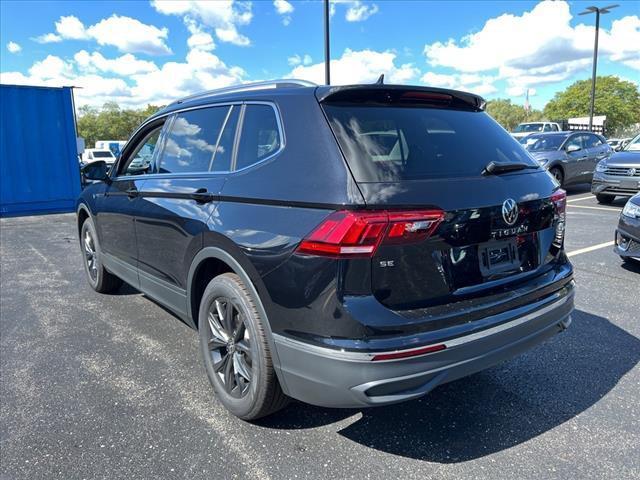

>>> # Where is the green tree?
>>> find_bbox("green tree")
[486,98,544,131]
[543,76,640,133]
[77,103,163,148]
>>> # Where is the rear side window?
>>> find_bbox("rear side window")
[323,105,536,182]
[158,106,229,174]
[584,134,602,148]
[236,105,281,170]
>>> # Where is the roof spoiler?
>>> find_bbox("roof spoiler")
[315,84,487,111]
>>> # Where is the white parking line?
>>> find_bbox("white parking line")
[567,205,621,212]
[567,241,615,257]
[567,195,595,203]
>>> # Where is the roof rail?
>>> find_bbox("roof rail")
[172,79,317,105]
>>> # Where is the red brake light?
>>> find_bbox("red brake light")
[296,209,444,258]
[551,189,566,215]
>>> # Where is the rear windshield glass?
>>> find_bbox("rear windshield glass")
[93,151,114,158]
[323,105,536,182]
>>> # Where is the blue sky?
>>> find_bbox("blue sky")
[1,0,638,110]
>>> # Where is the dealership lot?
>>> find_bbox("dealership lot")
[1,185,638,480]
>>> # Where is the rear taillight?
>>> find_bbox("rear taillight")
[296,209,444,258]
[551,189,566,247]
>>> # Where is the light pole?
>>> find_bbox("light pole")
[579,4,618,132]
[324,0,330,85]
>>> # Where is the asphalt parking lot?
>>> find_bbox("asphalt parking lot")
[1,185,639,480]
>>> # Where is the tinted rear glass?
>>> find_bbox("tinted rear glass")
[323,105,537,182]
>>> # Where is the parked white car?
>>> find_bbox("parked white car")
[511,122,561,140]
[81,148,116,165]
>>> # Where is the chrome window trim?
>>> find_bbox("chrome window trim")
[113,100,285,181]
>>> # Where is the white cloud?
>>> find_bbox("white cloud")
[288,54,302,66]
[287,53,313,67]
[290,48,418,85]
[1,47,245,109]
[345,1,378,22]
[273,0,294,25]
[424,2,640,88]
[187,31,216,51]
[74,50,158,76]
[6,42,21,53]
[330,1,379,22]
[55,15,88,40]
[33,14,171,55]
[152,0,252,46]
[420,71,497,96]
[422,1,639,100]
[33,33,62,44]
[86,15,172,55]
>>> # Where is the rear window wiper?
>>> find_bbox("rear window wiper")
[482,161,539,175]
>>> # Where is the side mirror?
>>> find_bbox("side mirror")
[81,160,109,181]
[566,144,581,153]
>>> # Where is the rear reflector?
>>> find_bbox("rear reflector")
[371,343,447,361]
[296,209,444,258]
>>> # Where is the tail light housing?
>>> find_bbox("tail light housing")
[551,189,566,247]
[296,209,444,258]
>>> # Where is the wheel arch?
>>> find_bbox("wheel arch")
[187,246,285,379]
[76,203,92,237]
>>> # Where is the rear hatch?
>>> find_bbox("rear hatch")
[317,86,566,310]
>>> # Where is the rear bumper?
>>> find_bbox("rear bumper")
[592,173,640,196]
[273,283,574,408]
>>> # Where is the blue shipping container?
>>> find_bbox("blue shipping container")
[1,84,81,216]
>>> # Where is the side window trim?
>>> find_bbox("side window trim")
[150,114,174,175]
[230,104,246,172]
[207,105,234,172]
[231,101,285,173]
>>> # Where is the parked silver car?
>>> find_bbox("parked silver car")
[523,131,611,187]
[592,133,640,204]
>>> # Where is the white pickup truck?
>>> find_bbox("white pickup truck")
[511,122,562,140]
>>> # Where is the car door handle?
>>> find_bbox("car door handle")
[126,188,139,199]
[190,188,215,204]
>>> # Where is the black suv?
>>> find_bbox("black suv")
[78,81,574,420]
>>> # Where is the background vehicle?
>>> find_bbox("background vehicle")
[615,193,640,263]
[95,140,126,158]
[511,121,561,140]
[77,81,573,420]
[607,137,633,151]
[523,131,611,187]
[81,148,116,166]
[592,133,640,203]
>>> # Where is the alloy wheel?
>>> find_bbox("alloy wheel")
[207,297,253,398]
[83,230,98,281]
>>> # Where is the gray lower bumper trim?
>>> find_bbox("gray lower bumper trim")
[273,290,574,363]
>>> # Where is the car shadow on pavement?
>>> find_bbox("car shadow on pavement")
[620,259,640,274]
[258,309,639,463]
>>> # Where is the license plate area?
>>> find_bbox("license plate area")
[479,239,521,276]
[620,180,639,189]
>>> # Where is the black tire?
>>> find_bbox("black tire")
[80,217,123,293]
[549,167,564,186]
[596,193,615,204]
[198,273,289,420]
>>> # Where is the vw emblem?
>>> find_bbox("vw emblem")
[502,198,519,226]
[629,168,637,176]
